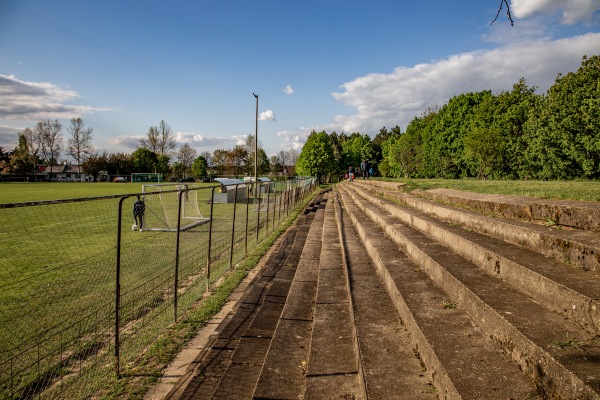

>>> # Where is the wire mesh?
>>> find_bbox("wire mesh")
[0,177,317,399]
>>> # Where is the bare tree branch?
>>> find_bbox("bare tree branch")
[491,0,514,26]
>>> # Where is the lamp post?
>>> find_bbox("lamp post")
[253,92,258,197]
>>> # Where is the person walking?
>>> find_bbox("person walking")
[348,166,355,181]
[360,159,368,179]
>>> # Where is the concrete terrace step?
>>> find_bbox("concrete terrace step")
[340,182,600,398]
[353,180,600,274]
[172,192,328,399]
[348,182,600,336]
[419,187,600,232]
[338,186,538,399]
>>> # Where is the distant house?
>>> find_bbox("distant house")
[44,164,89,182]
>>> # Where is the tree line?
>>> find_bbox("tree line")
[0,118,300,180]
[296,55,600,181]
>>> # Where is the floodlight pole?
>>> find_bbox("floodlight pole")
[253,92,258,197]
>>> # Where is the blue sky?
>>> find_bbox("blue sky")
[1,0,599,160]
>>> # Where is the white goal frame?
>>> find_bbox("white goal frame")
[141,183,210,232]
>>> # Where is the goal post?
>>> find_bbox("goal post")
[131,173,163,183]
[140,183,210,232]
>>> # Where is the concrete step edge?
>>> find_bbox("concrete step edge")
[252,202,328,399]
[352,180,600,273]
[340,185,600,399]
[347,182,600,336]
[337,188,538,399]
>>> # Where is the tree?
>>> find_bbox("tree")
[139,120,177,156]
[243,134,270,176]
[341,134,375,169]
[228,145,248,176]
[156,154,171,175]
[212,149,229,176]
[140,126,160,153]
[81,152,109,181]
[286,148,299,167]
[296,130,335,182]
[372,126,401,165]
[176,143,197,177]
[191,155,208,178]
[524,55,600,179]
[271,152,286,173]
[107,152,134,175]
[256,148,270,175]
[132,148,158,172]
[35,119,63,165]
[9,133,36,176]
[67,118,94,175]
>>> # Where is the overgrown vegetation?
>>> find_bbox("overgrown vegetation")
[295,55,600,183]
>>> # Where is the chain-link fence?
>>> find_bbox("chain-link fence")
[0,177,317,399]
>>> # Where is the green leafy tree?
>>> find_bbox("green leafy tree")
[296,130,335,182]
[191,155,208,178]
[422,91,489,178]
[384,117,426,178]
[341,134,374,169]
[373,126,401,165]
[463,91,505,179]
[524,55,600,179]
[9,133,36,176]
[256,148,270,175]
[107,152,134,175]
[132,148,159,172]
[156,154,170,175]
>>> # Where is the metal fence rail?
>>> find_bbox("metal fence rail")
[0,177,317,399]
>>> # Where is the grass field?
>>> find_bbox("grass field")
[383,178,600,202]
[0,181,219,204]
[0,180,302,399]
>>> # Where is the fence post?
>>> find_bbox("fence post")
[174,190,184,321]
[272,189,277,230]
[265,185,270,235]
[255,183,261,243]
[245,184,250,255]
[114,196,126,377]
[229,185,238,270]
[206,187,216,293]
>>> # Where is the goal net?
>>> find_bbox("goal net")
[140,183,210,232]
[131,173,163,183]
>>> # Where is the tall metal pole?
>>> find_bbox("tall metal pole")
[253,93,258,197]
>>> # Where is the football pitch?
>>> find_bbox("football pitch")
[0,180,289,398]
[0,181,218,204]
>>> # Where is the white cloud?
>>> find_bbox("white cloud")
[111,131,239,152]
[511,0,600,24]
[110,135,144,150]
[258,109,276,121]
[329,33,600,135]
[0,74,113,121]
[284,84,294,95]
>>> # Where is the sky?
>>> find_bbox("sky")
[1,0,599,161]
